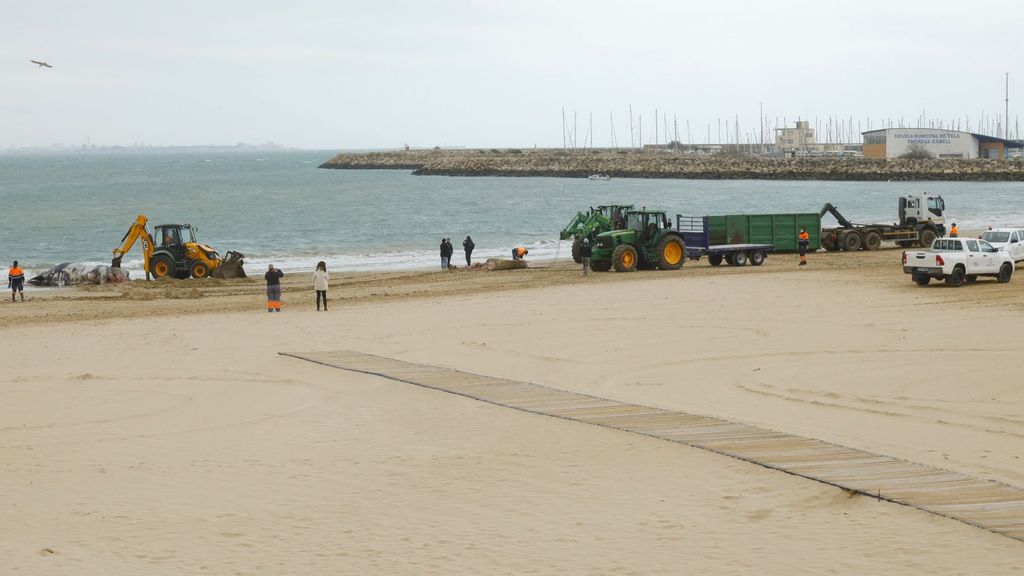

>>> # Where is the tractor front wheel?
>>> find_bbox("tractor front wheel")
[655,236,684,270]
[190,260,211,279]
[571,238,583,264]
[612,244,638,272]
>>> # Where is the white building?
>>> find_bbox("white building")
[862,128,1022,159]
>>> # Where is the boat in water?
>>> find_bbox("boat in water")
[588,174,611,181]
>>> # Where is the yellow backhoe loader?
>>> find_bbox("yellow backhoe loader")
[111,215,246,280]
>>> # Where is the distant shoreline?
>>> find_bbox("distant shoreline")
[319,149,1024,181]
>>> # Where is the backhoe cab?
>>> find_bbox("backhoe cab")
[112,215,246,280]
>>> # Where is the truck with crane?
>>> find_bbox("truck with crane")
[820,194,947,251]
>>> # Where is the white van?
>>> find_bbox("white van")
[981,229,1024,262]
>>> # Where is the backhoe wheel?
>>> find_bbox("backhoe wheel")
[190,260,211,279]
[151,256,174,279]
[945,266,966,287]
[914,274,930,286]
[728,251,748,266]
[998,263,1013,283]
[918,229,937,248]
[708,253,724,266]
[864,231,882,251]
[655,236,684,270]
[842,232,862,251]
[571,238,583,264]
[591,259,612,272]
[612,244,638,272]
[749,251,766,266]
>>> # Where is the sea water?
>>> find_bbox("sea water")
[2,148,1023,279]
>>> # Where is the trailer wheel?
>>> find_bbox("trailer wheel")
[842,232,862,251]
[728,251,748,266]
[749,251,765,266]
[945,266,966,287]
[918,229,937,248]
[998,263,1013,283]
[571,238,583,264]
[708,253,724,266]
[914,274,930,286]
[864,231,882,251]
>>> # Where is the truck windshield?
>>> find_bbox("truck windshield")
[982,231,1010,243]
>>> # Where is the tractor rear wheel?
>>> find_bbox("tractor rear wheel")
[571,238,583,264]
[864,231,882,251]
[151,255,174,279]
[842,232,862,251]
[190,260,211,279]
[655,236,684,270]
[591,259,612,272]
[708,253,724,266]
[612,244,638,272]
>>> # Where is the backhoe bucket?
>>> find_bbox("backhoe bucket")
[213,251,247,279]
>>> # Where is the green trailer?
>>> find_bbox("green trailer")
[693,213,821,252]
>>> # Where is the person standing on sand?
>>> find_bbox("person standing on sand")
[463,235,475,266]
[8,260,25,302]
[313,261,329,311]
[439,238,449,270]
[265,264,284,312]
[798,227,810,267]
[580,239,592,276]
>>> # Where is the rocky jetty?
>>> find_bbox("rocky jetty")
[319,149,1024,181]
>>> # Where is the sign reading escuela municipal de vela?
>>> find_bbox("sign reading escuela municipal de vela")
[887,128,977,158]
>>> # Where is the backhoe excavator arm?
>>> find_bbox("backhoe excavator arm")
[112,215,154,279]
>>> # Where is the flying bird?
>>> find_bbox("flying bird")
[30,60,53,68]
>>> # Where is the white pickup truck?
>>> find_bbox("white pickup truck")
[903,237,1014,287]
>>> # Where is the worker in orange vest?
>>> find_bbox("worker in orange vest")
[950,223,959,238]
[8,260,25,302]
[512,247,529,260]
[798,228,810,266]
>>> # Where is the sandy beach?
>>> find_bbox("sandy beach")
[2,247,1023,574]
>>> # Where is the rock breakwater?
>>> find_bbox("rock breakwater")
[319,149,1024,181]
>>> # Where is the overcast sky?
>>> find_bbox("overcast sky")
[3,0,1022,149]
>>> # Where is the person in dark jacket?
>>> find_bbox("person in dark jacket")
[463,235,475,266]
[265,264,284,312]
[580,239,592,276]
[439,239,449,270]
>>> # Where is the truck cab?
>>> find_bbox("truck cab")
[899,194,945,227]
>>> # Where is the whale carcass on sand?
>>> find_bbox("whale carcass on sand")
[28,263,130,286]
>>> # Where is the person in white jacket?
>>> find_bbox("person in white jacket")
[313,261,329,311]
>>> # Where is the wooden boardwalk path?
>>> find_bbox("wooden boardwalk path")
[283,350,1024,542]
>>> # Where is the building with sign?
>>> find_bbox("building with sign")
[861,128,1023,159]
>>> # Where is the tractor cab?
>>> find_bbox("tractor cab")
[624,210,673,243]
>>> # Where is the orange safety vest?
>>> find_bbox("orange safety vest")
[515,247,527,257]
[799,232,809,241]
[9,266,24,279]
[950,226,959,237]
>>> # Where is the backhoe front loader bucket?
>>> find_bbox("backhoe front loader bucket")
[213,251,247,279]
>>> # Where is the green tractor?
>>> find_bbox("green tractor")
[590,209,686,272]
[560,204,634,263]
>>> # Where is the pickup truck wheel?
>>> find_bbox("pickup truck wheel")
[708,253,724,266]
[749,251,765,266]
[998,263,1013,283]
[965,274,978,283]
[914,274,930,286]
[864,231,882,251]
[842,233,862,251]
[945,266,966,287]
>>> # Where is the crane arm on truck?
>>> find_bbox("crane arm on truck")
[819,203,854,228]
